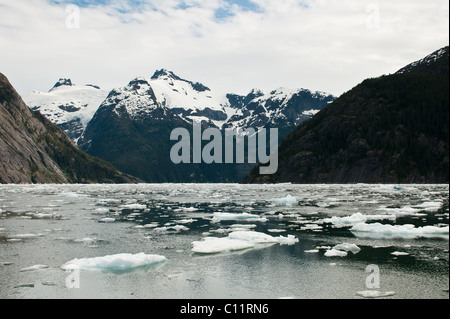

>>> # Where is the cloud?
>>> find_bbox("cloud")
[0,0,448,97]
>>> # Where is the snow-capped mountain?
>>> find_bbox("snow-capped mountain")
[74,70,335,182]
[23,79,109,142]
[25,70,335,182]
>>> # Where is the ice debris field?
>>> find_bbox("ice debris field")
[0,183,448,299]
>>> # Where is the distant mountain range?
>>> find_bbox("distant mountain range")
[0,73,140,184]
[25,69,335,182]
[242,46,449,184]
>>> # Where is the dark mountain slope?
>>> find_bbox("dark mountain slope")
[0,72,139,184]
[242,46,449,184]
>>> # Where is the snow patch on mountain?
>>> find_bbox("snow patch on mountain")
[23,80,109,142]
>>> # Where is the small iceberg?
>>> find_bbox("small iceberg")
[20,264,49,272]
[192,231,299,254]
[270,194,299,206]
[356,290,396,298]
[323,213,395,228]
[61,253,167,272]
[324,249,348,257]
[211,212,267,223]
[350,223,449,239]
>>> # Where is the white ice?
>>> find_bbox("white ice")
[20,264,49,272]
[270,194,299,206]
[61,253,167,271]
[324,249,348,257]
[351,223,449,238]
[356,290,396,298]
[211,212,267,223]
[192,231,299,254]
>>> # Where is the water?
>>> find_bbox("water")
[0,184,448,299]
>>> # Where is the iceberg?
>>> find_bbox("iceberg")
[324,249,348,257]
[61,253,167,272]
[323,213,396,228]
[276,235,300,246]
[356,290,396,298]
[350,223,449,239]
[192,231,299,254]
[20,264,49,272]
[270,194,299,206]
[333,243,361,254]
[191,237,255,254]
[211,212,267,223]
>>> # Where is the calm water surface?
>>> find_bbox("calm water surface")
[0,184,448,299]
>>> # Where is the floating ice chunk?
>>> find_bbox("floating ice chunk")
[191,231,298,254]
[276,235,299,246]
[178,219,196,224]
[192,237,255,254]
[271,194,299,206]
[350,223,449,239]
[230,224,257,229]
[304,249,319,253]
[61,253,167,271]
[228,231,279,244]
[154,225,189,232]
[376,206,421,216]
[356,290,396,298]
[413,201,443,212]
[333,243,361,254]
[391,251,410,256]
[323,213,367,227]
[94,208,110,214]
[20,265,49,272]
[211,212,267,223]
[268,229,286,233]
[99,218,115,223]
[183,207,198,212]
[27,212,54,219]
[121,204,147,210]
[10,233,44,239]
[324,249,348,257]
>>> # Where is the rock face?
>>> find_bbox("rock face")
[0,72,139,184]
[242,46,449,184]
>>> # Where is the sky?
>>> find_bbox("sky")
[0,0,449,97]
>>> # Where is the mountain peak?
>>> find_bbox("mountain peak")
[151,69,181,81]
[49,78,73,92]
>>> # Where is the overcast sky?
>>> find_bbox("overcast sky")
[0,0,448,97]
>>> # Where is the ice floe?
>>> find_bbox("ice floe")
[211,212,267,223]
[20,265,49,272]
[391,251,410,256]
[350,223,449,239]
[322,212,395,228]
[356,290,396,298]
[61,253,167,271]
[192,231,299,254]
[270,194,299,206]
[324,249,348,257]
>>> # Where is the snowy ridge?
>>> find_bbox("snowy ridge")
[23,80,109,142]
[396,46,449,74]
[27,70,336,145]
